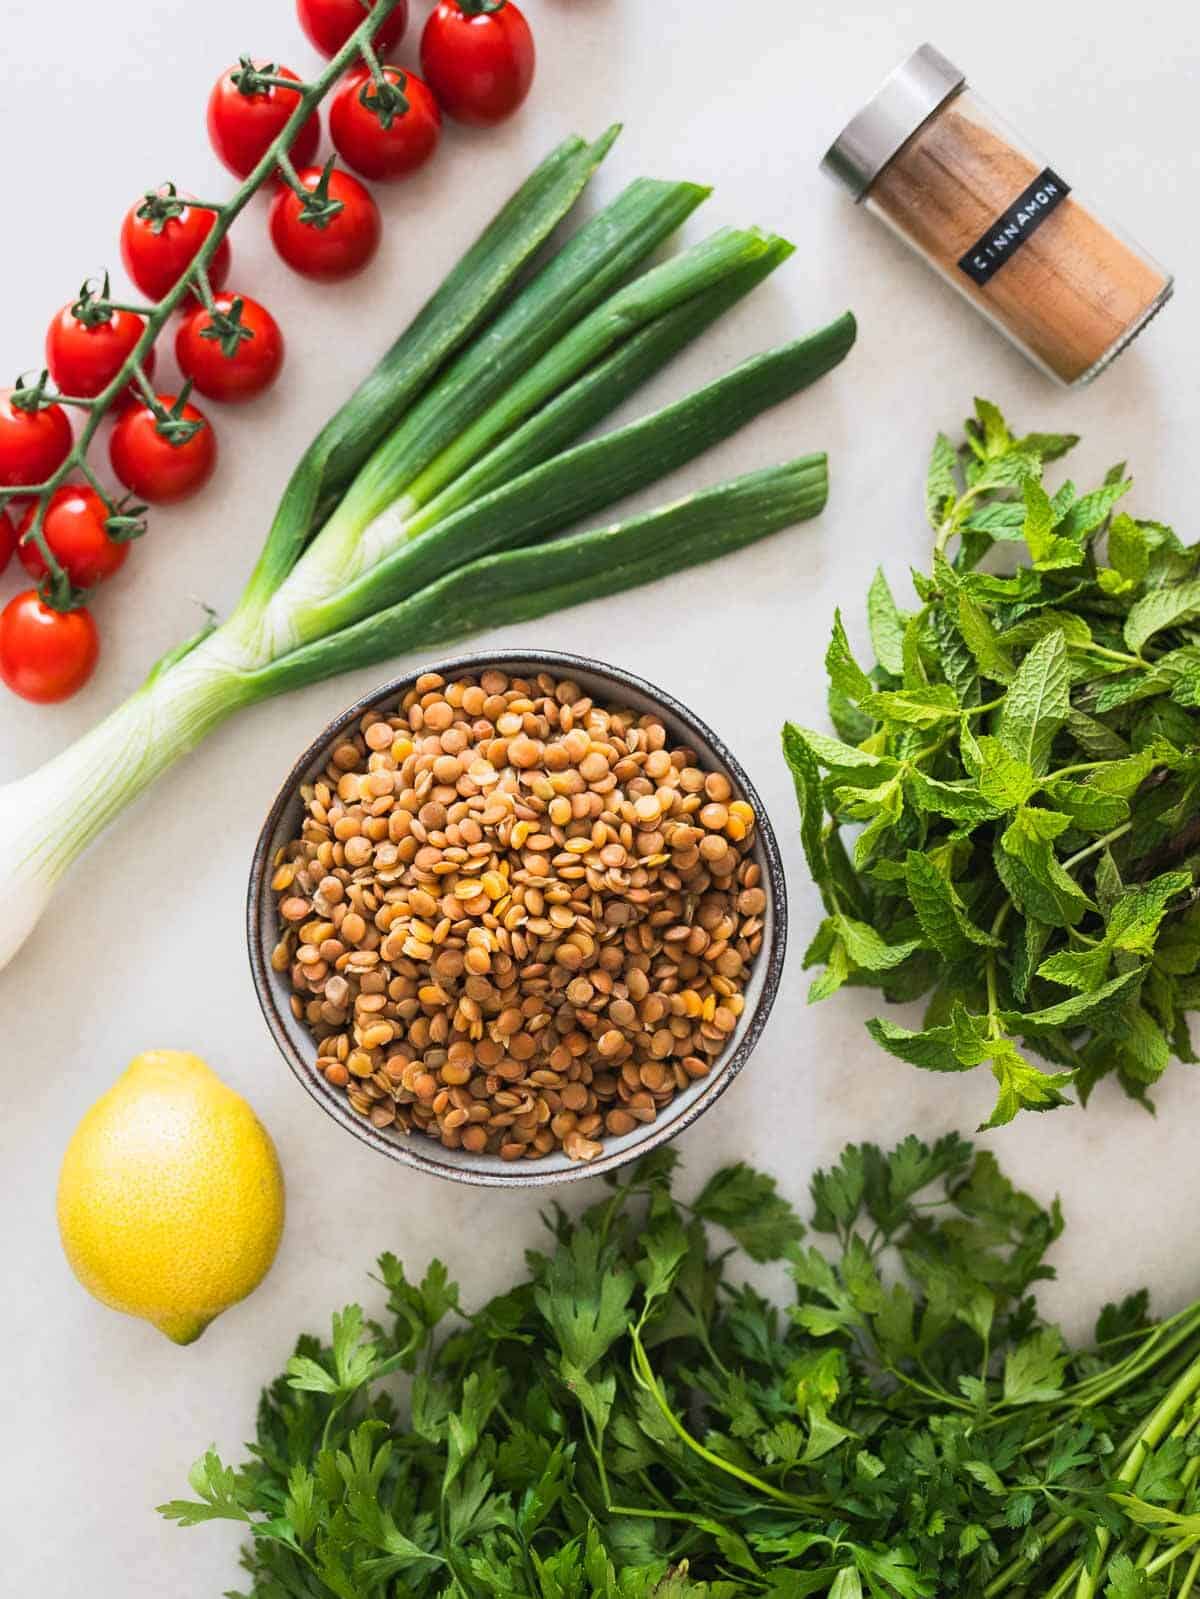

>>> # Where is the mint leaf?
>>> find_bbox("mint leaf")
[1004,967,1144,1036]
[973,735,1037,809]
[1105,513,1150,588]
[837,914,923,972]
[864,685,960,728]
[1059,478,1131,539]
[826,611,873,703]
[904,851,999,960]
[983,1039,1075,1128]
[957,594,1016,683]
[926,432,959,529]
[782,724,833,909]
[1125,577,1200,653]
[997,808,1092,928]
[791,724,890,770]
[996,631,1071,774]
[972,397,1012,457]
[1001,609,1093,650]
[907,771,1002,825]
[964,500,1025,540]
[1015,429,1080,462]
[868,567,907,677]
[1022,477,1083,569]
[865,1016,964,1073]
[1040,778,1128,832]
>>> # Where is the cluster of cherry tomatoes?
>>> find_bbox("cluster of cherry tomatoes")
[0,0,535,704]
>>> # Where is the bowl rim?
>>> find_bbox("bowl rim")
[247,648,788,1189]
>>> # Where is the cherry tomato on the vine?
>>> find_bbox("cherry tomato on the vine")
[0,590,100,704]
[16,487,129,588]
[207,61,321,181]
[420,0,535,126]
[45,303,156,402]
[0,508,15,575]
[0,391,73,489]
[330,66,440,181]
[269,165,381,282]
[120,192,232,304]
[297,0,409,58]
[110,395,217,505]
[176,294,285,404]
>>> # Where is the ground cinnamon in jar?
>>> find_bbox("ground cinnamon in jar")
[823,45,1173,385]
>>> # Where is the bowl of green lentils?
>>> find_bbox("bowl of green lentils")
[248,649,787,1187]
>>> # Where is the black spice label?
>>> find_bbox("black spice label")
[957,168,1071,286]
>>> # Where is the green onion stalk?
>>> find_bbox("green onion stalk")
[0,130,855,971]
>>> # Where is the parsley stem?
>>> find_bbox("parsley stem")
[883,1366,974,1413]
[1177,1545,1200,1599]
[583,1410,611,1507]
[983,1515,1075,1597]
[319,1394,349,1455]
[1075,1353,1200,1599]
[1136,1452,1200,1572]
[629,1327,828,1513]
[605,1504,691,1521]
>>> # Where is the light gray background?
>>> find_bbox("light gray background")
[1,2,1196,1592]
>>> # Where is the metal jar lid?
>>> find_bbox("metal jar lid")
[821,44,966,201]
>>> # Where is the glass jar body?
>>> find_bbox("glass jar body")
[863,87,1172,386]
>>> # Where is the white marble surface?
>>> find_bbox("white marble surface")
[1,1,1197,1591]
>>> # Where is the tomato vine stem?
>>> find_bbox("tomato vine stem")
[0,0,405,600]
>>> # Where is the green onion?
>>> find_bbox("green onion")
[249,457,830,695]
[297,311,855,640]
[0,132,855,973]
[256,215,761,654]
[237,128,621,614]
[405,237,798,539]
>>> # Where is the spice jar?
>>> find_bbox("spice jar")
[821,45,1173,386]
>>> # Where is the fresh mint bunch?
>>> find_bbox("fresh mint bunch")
[786,399,1200,1127]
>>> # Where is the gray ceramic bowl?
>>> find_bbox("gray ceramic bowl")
[247,650,787,1188]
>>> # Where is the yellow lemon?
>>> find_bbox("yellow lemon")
[57,1050,285,1345]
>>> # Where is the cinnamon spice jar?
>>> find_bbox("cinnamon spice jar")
[822,46,1173,385]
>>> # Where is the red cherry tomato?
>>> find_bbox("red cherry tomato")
[297,0,409,57]
[0,391,73,489]
[16,487,129,588]
[207,61,320,181]
[45,303,156,402]
[110,395,217,505]
[420,0,534,126]
[269,166,381,282]
[175,293,285,404]
[0,508,15,574]
[330,66,440,181]
[120,192,232,304]
[0,590,100,703]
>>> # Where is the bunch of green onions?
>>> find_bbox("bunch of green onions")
[0,129,854,970]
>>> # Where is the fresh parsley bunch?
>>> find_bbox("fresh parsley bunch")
[785,399,1200,1127]
[162,1136,1200,1599]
